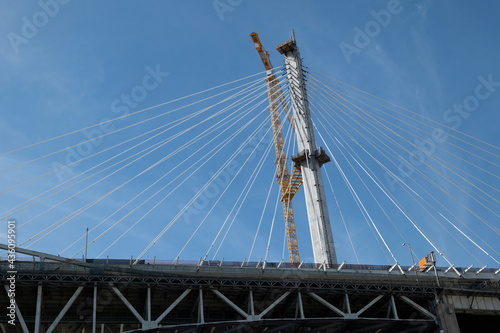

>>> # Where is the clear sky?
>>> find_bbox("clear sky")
[1,0,499,270]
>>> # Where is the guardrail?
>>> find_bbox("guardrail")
[1,256,498,275]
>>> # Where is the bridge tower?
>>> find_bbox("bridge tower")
[277,36,337,265]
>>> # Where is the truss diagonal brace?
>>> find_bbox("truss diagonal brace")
[356,295,384,317]
[154,289,192,325]
[112,286,146,326]
[257,291,290,320]
[3,285,29,333]
[46,286,84,333]
[399,295,437,320]
[308,292,346,317]
[212,289,253,320]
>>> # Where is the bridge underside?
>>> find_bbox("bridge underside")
[136,318,435,333]
[1,261,499,332]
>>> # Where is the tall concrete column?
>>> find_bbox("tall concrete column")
[277,37,337,265]
[436,303,461,332]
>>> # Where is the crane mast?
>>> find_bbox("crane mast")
[250,32,302,265]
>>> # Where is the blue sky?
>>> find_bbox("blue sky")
[1,0,499,270]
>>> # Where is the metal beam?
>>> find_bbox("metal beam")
[248,290,255,318]
[390,295,399,320]
[46,286,84,333]
[35,284,43,333]
[399,295,436,320]
[0,243,89,267]
[257,291,290,319]
[296,292,305,319]
[198,289,205,324]
[92,285,97,333]
[356,295,384,317]
[112,286,146,326]
[224,324,251,333]
[147,287,152,323]
[3,285,29,333]
[308,292,345,317]
[344,293,352,314]
[265,323,297,333]
[154,289,192,325]
[212,289,250,320]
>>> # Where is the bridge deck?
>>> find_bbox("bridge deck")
[1,260,499,332]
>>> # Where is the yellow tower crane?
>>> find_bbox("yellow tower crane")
[250,32,303,265]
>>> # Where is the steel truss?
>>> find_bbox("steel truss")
[2,261,499,332]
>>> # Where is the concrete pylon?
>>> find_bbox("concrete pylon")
[277,37,337,265]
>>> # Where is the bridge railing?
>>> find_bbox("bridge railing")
[2,256,498,275]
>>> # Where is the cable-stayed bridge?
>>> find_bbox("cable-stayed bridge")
[1,34,499,332]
